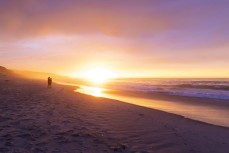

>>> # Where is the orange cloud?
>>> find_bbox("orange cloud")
[0,0,228,77]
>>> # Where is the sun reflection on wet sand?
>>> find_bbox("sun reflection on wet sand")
[91,87,103,97]
[75,86,106,97]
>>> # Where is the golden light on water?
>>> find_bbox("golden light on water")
[76,86,105,97]
[91,87,103,97]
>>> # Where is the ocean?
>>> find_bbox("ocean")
[103,78,229,100]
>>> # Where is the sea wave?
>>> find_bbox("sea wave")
[105,78,229,100]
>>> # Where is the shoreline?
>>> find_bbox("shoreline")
[74,84,229,128]
[75,89,229,129]
[76,90,229,130]
[1,78,229,152]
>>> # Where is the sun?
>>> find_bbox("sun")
[82,67,116,84]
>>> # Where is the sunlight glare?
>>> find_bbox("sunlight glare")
[82,67,116,84]
[75,86,105,97]
[92,87,103,97]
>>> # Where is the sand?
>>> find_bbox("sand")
[92,89,229,127]
[1,76,229,153]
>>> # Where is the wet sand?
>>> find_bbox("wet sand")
[1,77,229,152]
[77,86,229,128]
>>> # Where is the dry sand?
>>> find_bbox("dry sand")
[1,76,229,153]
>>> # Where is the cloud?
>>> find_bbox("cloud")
[0,0,228,47]
[0,0,229,77]
[0,0,194,39]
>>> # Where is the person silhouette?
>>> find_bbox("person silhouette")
[47,77,52,88]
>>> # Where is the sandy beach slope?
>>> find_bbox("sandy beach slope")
[1,76,229,152]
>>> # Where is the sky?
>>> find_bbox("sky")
[0,0,229,78]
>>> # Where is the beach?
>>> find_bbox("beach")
[91,88,229,128]
[1,76,229,153]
